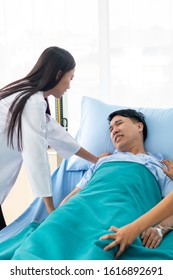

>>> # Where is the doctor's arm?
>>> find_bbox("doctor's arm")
[75,147,99,163]
[46,115,109,164]
[43,197,55,214]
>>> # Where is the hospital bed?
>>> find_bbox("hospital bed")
[0,96,173,260]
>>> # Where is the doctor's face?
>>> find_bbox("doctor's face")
[51,68,75,99]
[109,115,143,152]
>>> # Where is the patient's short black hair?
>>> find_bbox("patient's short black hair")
[108,109,148,141]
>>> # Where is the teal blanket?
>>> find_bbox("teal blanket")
[1,161,173,260]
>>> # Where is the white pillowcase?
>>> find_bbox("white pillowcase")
[67,96,173,171]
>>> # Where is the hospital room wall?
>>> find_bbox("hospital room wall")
[2,150,62,225]
[1,0,173,134]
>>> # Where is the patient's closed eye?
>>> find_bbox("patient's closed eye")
[110,121,123,132]
[116,121,123,126]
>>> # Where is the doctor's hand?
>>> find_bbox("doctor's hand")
[99,224,140,259]
[98,152,112,158]
[161,159,173,179]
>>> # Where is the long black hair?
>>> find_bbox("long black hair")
[0,46,76,150]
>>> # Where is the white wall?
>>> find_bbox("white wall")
[1,1,173,137]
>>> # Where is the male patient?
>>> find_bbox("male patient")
[60,109,173,249]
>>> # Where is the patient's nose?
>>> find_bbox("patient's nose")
[112,125,119,135]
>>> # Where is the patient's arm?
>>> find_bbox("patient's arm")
[161,159,173,179]
[139,160,173,247]
[139,159,173,248]
[59,187,81,207]
[99,192,173,259]
[141,228,163,248]
[140,160,173,248]
[141,214,173,248]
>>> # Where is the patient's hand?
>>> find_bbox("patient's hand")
[141,227,163,248]
[161,160,173,179]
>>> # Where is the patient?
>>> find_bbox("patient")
[1,109,173,260]
[60,109,173,249]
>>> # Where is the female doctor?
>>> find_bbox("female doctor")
[0,46,100,229]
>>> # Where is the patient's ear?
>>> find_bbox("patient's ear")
[138,122,144,133]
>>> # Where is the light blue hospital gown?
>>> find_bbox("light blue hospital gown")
[77,150,173,198]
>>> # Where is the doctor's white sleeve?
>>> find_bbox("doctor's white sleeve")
[46,114,81,159]
[21,99,52,198]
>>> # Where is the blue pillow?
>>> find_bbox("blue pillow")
[67,96,173,171]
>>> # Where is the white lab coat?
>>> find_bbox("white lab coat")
[0,91,80,204]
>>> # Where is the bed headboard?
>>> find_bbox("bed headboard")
[67,96,173,171]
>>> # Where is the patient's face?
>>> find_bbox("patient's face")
[109,115,143,152]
